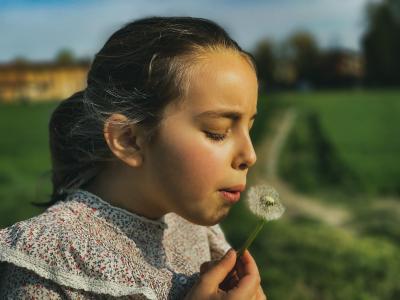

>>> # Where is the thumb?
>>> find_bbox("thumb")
[201,249,236,285]
[200,261,215,275]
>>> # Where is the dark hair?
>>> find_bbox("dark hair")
[41,16,256,207]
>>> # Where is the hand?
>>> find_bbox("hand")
[184,249,266,300]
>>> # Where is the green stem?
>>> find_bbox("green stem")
[221,219,266,290]
[237,219,266,258]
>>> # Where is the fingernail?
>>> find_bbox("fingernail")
[226,249,234,258]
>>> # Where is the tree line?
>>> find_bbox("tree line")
[9,0,398,90]
[251,0,400,91]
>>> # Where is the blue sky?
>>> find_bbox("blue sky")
[0,0,375,62]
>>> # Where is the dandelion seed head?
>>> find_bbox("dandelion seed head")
[246,185,285,221]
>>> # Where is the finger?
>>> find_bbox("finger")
[201,249,236,285]
[219,269,240,291]
[227,250,261,298]
[228,271,260,299]
[238,249,260,277]
[221,249,259,290]
[200,261,214,275]
[236,258,245,278]
[256,286,267,300]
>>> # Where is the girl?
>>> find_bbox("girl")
[0,16,266,299]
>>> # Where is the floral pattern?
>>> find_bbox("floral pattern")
[0,189,231,299]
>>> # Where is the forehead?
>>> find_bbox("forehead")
[165,50,258,119]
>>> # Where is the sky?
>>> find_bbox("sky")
[0,0,376,62]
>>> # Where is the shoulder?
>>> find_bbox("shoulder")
[0,262,85,299]
[0,262,150,299]
[0,201,156,299]
[206,224,232,260]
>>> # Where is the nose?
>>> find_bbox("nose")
[232,131,257,170]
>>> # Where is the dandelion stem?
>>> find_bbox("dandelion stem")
[237,219,266,257]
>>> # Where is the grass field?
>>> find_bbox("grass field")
[0,101,57,226]
[272,89,400,196]
[1,91,400,299]
[1,90,400,225]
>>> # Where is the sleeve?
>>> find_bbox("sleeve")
[207,224,232,261]
[0,263,149,300]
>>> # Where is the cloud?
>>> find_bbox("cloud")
[0,0,371,62]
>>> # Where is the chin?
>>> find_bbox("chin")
[176,203,231,226]
[190,208,230,226]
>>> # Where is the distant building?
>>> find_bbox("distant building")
[273,60,297,86]
[317,50,364,87]
[273,49,364,89]
[335,50,364,79]
[0,60,90,103]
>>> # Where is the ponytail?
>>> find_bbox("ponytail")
[39,91,110,206]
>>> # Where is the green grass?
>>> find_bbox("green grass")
[275,89,400,195]
[0,101,57,227]
[1,90,399,226]
[222,199,400,300]
[1,94,400,299]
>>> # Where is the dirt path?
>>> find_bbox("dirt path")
[249,108,351,228]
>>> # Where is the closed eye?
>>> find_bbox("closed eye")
[205,131,226,142]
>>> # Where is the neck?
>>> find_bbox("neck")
[85,161,167,220]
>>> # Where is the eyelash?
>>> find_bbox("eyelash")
[205,131,227,142]
[204,121,255,143]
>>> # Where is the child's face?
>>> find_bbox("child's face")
[143,50,258,226]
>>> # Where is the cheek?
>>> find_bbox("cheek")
[183,143,220,180]
[156,134,228,193]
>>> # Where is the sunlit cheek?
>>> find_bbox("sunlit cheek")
[164,137,227,196]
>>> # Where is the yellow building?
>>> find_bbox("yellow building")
[0,61,90,103]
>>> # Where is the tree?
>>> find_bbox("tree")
[316,49,363,88]
[12,56,28,64]
[55,49,75,64]
[285,31,320,86]
[252,39,276,92]
[362,0,400,86]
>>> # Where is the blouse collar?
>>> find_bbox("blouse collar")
[64,189,168,237]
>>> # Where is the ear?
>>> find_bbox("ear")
[103,113,146,168]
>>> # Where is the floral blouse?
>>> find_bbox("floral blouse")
[0,189,231,299]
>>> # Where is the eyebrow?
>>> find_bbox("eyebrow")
[195,109,257,121]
